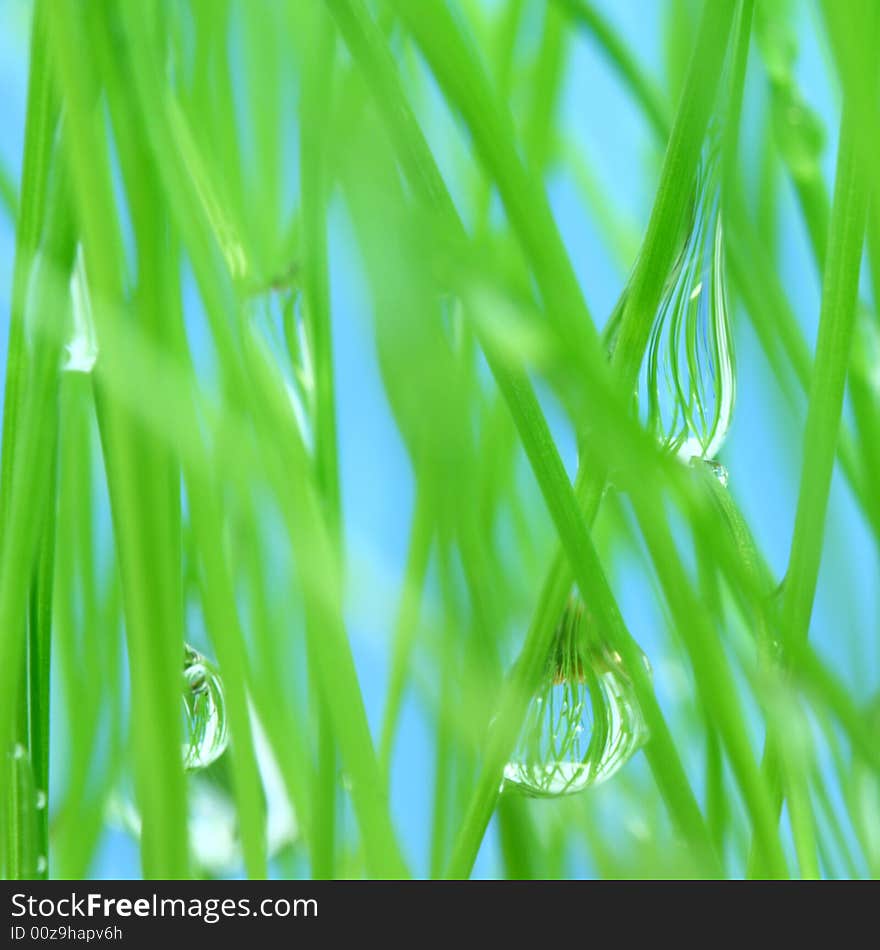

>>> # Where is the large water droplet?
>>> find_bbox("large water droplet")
[503,597,649,797]
[643,130,736,464]
[182,644,229,771]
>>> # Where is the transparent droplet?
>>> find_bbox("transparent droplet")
[692,456,729,487]
[108,702,297,874]
[36,855,47,875]
[503,596,649,797]
[246,280,314,449]
[182,644,229,771]
[64,245,98,374]
[35,789,47,811]
[773,88,825,182]
[643,128,736,464]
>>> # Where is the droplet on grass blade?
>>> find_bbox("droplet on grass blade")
[108,703,297,874]
[851,305,880,398]
[246,280,314,449]
[503,597,649,798]
[64,245,98,374]
[643,128,736,466]
[182,644,229,771]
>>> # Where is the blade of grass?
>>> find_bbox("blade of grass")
[0,159,18,223]
[47,0,190,877]
[379,489,434,782]
[747,0,876,870]
[0,2,59,880]
[0,166,75,879]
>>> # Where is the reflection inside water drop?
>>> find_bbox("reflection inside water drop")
[182,644,229,771]
[504,597,649,798]
[246,279,314,449]
[692,456,729,488]
[643,127,736,465]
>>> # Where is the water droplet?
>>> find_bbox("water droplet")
[643,129,735,464]
[503,596,649,797]
[11,743,26,760]
[109,704,297,874]
[35,789,47,810]
[182,644,229,770]
[246,280,314,449]
[692,456,729,487]
[852,305,880,398]
[64,246,98,373]
[36,856,47,874]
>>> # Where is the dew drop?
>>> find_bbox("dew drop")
[182,644,229,771]
[643,128,736,465]
[109,704,297,874]
[692,456,729,487]
[503,596,649,797]
[35,789,47,811]
[246,279,314,449]
[36,856,47,874]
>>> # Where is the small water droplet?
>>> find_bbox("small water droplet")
[643,127,735,464]
[503,595,649,797]
[692,456,729,487]
[64,245,99,374]
[246,281,314,449]
[110,705,297,874]
[182,644,229,770]
[35,789,47,810]
[36,856,47,874]
[11,743,26,760]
